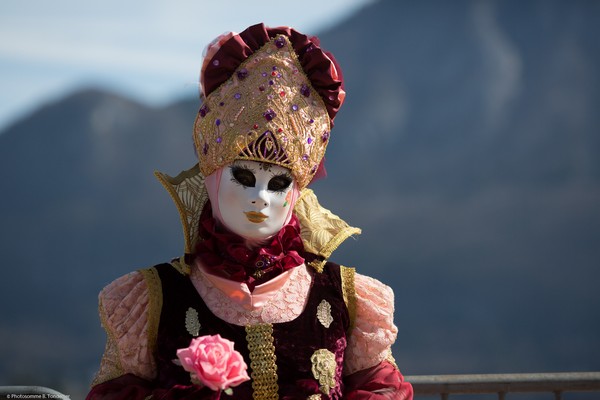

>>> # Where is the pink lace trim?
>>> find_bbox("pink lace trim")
[191,263,312,325]
[99,271,156,380]
[344,273,398,375]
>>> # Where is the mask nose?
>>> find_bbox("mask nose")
[250,188,269,207]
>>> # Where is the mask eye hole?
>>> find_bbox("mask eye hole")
[268,174,292,192]
[230,166,256,188]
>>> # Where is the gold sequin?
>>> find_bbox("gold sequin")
[245,323,279,400]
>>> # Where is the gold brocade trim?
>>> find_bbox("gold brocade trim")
[171,256,191,276]
[140,268,163,361]
[340,266,357,331]
[385,350,399,371]
[295,189,361,272]
[194,35,331,189]
[245,323,279,400]
[91,298,125,386]
[155,165,208,254]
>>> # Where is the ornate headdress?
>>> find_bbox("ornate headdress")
[193,24,345,188]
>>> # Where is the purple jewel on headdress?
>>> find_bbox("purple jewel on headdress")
[307,137,313,144]
[215,119,221,126]
[237,68,249,80]
[309,119,314,124]
[300,84,310,97]
[234,93,241,99]
[259,85,265,92]
[272,66,277,71]
[291,104,299,111]
[274,36,286,48]
[216,137,222,143]
[311,165,317,174]
[322,131,330,142]
[203,143,209,155]
[219,102,225,106]
[302,154,309,161]
[199,104,209,117]
[262,72,268,77]
[269,80,274,85]
[263,109,276,121]
[212,59,220,66]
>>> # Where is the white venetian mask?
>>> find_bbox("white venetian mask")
[217,160,296,241]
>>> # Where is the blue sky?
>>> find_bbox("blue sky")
[0,0,373,132]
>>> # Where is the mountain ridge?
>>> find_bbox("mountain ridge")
[1,0,599,393]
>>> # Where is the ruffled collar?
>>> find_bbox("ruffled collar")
[193,202,305,291]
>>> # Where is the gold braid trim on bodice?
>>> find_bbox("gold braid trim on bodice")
[155,164,361,271]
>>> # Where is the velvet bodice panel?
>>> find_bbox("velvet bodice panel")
[154,261,350,399]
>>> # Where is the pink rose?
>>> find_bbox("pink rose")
[176,334,250,392]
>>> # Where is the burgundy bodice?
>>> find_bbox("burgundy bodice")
[153,261,350,399]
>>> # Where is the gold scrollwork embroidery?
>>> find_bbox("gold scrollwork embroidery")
[316,300,333,328]
[245,323,279,400]
[307,395,321,400]
[185,307,201,337]
[310,349,337,395]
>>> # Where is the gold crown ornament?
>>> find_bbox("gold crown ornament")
[193,34,331,188]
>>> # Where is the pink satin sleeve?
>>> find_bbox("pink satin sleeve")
[344,273,399,375]
[96,271,156,382]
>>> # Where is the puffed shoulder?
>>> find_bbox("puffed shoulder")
[343,273,398,375]
[97,270,158,382]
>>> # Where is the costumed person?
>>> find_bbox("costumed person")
[87,23,413,400]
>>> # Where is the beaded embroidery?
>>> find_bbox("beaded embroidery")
[194,35,331,189]
[317,300,333,328]
[310,349,337,395]
[245,323,279,399]
[185,307,201,337]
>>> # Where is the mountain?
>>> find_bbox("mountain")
[1,0,599,394]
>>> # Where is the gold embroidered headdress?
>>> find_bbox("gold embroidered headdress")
[193,25,344,188]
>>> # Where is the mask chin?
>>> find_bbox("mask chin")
[205,160,299,242]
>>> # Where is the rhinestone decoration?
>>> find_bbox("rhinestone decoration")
[237,68,249,80]
[199,104,209,117]
[300,84,310,97]
[194,35,331,188]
